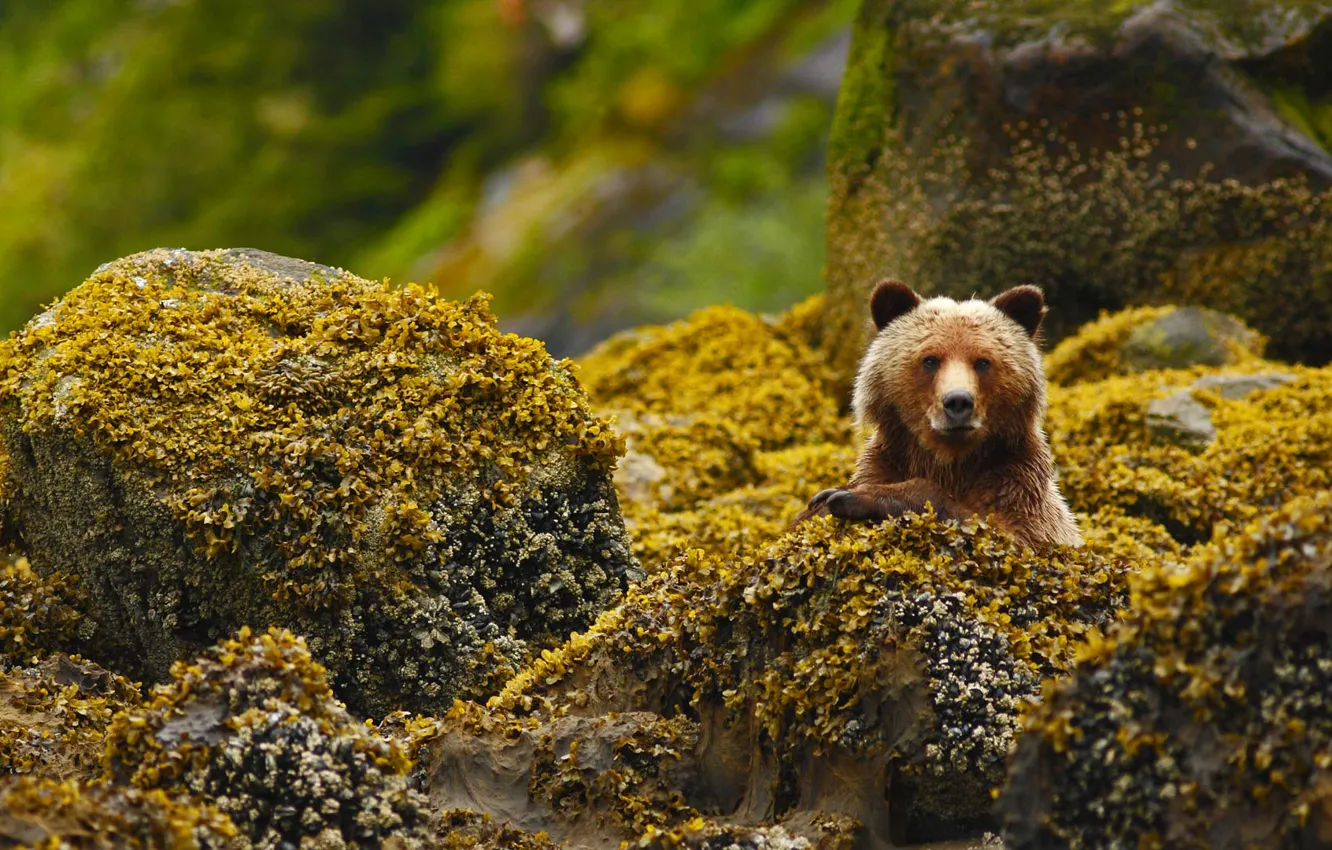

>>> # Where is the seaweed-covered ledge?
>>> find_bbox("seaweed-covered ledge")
[0,248,638,716]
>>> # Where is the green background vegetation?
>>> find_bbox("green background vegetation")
[0,0,857,347]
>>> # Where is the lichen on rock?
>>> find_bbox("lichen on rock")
[999,490,1332,848]
[0,247,637,715]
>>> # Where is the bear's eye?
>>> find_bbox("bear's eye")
[922,356,940,371]
[974,358,991,373]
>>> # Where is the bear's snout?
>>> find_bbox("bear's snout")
[942,389,975,426]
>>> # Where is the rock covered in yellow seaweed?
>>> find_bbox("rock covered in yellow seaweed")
[999,491,1332,849]
[104,626,439,849]
[420,513,1130,845]
[577,304,844,453]
[1046,356,1332,545]
[0,556,88,667]
[0,776,238,849]
[1044,305,1266,387]
[0,654,139,782]
[577,302,853,574]
[0,248,637,716]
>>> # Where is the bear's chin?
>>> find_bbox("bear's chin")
[925,424,984,456]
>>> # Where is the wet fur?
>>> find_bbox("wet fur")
[795,281,1082,549]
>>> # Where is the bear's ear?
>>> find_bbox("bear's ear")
[991,285,1046,338]
[869,279,921,331]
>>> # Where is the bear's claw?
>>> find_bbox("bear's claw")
[825,489,889,522]
[807,488,842,509]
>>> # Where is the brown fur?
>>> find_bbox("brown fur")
[795,280,1082,549]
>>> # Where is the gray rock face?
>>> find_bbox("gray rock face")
[823,0,1332,387]
[0,248,636,717]
[1147,372,1296,447]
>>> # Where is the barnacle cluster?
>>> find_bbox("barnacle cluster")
[1000,491,1332,848]
[0,776,238,848]
[0,555,88,665]
[104,626,441,849]
[0,247,636,715]
[0,654,139,781]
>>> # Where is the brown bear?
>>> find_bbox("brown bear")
[796,280,1082,549]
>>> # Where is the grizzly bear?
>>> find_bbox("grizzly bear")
[796,280,1082,549]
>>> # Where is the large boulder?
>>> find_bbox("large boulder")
[0,248,637,716]
[824,0,1332,389]
[1000,491,1332,848]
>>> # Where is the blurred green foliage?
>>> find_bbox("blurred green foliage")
[0,0,854,341]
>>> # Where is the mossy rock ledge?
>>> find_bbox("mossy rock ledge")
[825,0,1332,390]
[0,248,637,717]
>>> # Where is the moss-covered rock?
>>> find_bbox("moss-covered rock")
[824,0,1332,388]
[104,626,440,849]
[0,248,635,716]
[420,514,1129,845]
[0,776,237,849]
[999,491,1332,848]
[0,655,139,782]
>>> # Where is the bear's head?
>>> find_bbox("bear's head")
[852,280,1047,459]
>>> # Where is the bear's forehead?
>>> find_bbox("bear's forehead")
[894,297,1020,345]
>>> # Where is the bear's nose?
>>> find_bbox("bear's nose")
[942,390,974,425]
